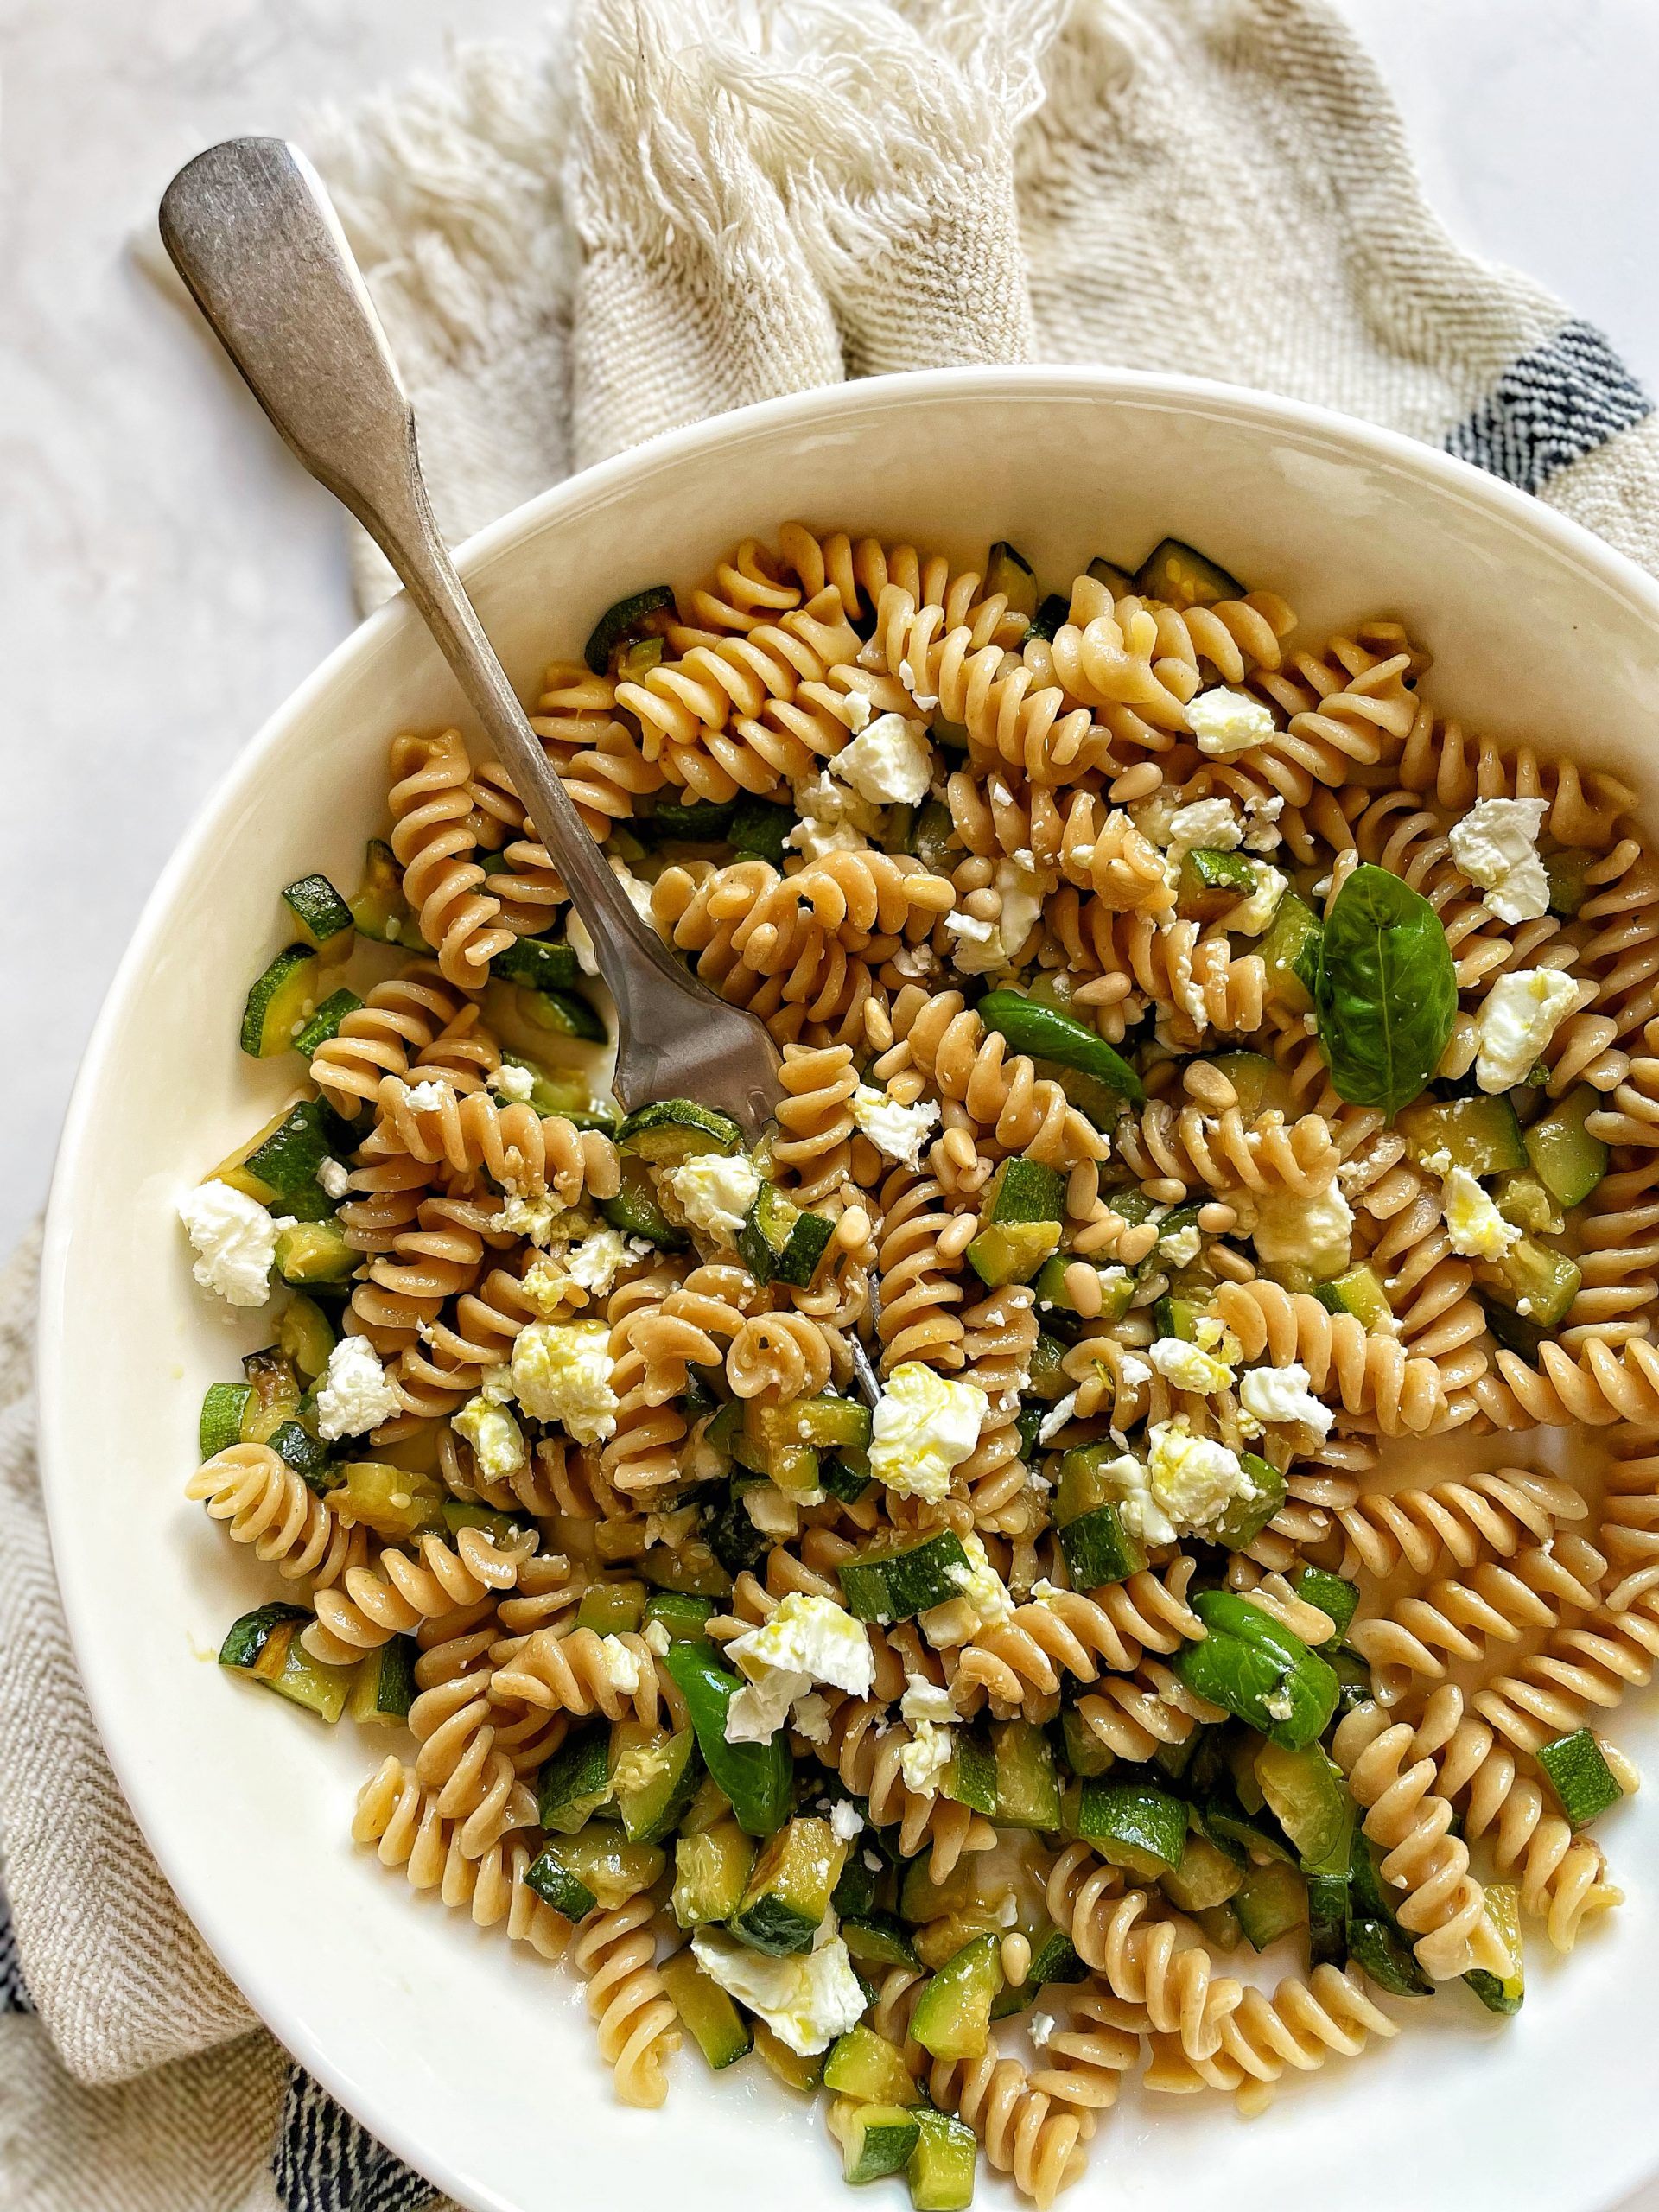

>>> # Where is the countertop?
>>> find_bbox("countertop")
[5,1,1659,2202]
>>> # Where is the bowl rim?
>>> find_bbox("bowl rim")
[36,361,1659,2208]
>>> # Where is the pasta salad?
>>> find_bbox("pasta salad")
[180,522,1656,2204]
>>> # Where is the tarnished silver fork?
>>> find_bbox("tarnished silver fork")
[159,135,783,1141]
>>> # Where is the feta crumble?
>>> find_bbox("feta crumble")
[642,1618,671,1658]
[851,1084,940,1170]
[453,1394,527,1480]
[402,1079,448,1112]
[1187,686,1277,756]
[1441,1165,1521,1262]
[944,1534,1015,1630]
[1238,1361,1333,1438]
[1472,968,1580,1092]
[691,1925,864,2056]
[664,1149,760,1249]
[178,1182,285,1306]
[945,856,1052,976]
[830,713,934,806]
[868,1364,988,1502]
[315,1334,401,1441]
[593,1636,642,1695]
[899,1718,955,1798]
[489,1060,537,1104]
[1147,1336,1234,1394]
[1145,1419,1250,1535]
[723,1592,874,1745]
[316,1158,352,1202]
[900,1675,956,1727]
[510,1319,619,1443]
[1448,797,1551,924]
[829,1798,865,1842]
[1248,1182,1354,1281]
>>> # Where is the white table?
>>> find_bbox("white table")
[5,1,1659,2200]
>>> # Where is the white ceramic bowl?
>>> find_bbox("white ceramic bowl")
[40,368,1659,2212]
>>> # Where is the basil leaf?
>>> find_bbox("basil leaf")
[1313,864,1454,1114]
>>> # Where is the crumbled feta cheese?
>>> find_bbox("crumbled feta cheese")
[1448,797,1550,924]
[477,1363,515,1405]
[665,1150,761,1247]
[1118,1352,1153,1389]
[1187,686,1276,757]
[1227,861,1287,936]
[947,856,1052,976]
[315,1334,401,1440]
[899,1719,955,1797]
[1128,789,1182,849]
[1166,798,1243,857]
[1262,1685,1295,1722]
[489,1060,537,1104]
[563,1226,635,1295]
[723,1592,874,1745]
[510,1319,619,1443]
[830,713,934,806]
[791,1692,833,1744]
[499,1191,565,1247]
[1242,791,1285,854]
[593,1635,641,1694]
[691,1925,865,2055]
[744,1486,801,1537]
[789,764,881,862]
[642,1618,671,1657]
[900,1674,956,1726]
[868,1364,989,1502]
[1158,1223,1203,1268]
[945,912,995,944]
[1146,1419,1249,1534]
[522,1253,575,1317]
[1147,1336,1234,1394]
[178,1182,284,1306]
[1441,1165,1521,1262]
[1038,1391,1079,1445]
[316,1157,352,1201]
[1238,1361,1333,1438]
[851,1084,939,1170]
[453,1395,527,1479]
[1473,969,1580,1092]
[897,658,940,712]
[829,1797,864,1842]
[1080,1450,1177,1548]
[1249,1183,1354,1281]
[1029,2012,1056,2049]
[842,690,873,734]
[944,1535,1014,1630]
[403,1079,448,1112]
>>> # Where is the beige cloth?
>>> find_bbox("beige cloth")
[10,2,1656,2206]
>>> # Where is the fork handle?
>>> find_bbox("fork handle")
[157,136,678,1009]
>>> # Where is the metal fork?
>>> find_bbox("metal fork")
[159,136,783,1141]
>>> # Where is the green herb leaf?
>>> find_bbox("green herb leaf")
[1313,864,1454,1115]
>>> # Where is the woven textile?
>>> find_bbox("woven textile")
[8,3,1654,2205]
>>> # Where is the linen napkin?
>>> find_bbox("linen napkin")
[6,2,1656,2207]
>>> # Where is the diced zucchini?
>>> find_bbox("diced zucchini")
[1028,592,1069,643]
[1032,1256,1135,1323]
[637,797,737,845]
[965,1220,1061,1288]
[615,635,664,682]
[985,541,1038,625]
[1027,1329,1072,1400]
[238,1347,302,1444]
[1134,537,1244,610]
[266,1420,337,1496]
[1059,1704,1115,1781]
[1178,846,1262,923]
[1464,1881,1524,2016]
[609,1722,702,1845]
[1294,1568,1358,1644]
[1055,1444,1148,1587]
[199,1381,252,1459]
[1254,1741,1351,1868]
[1493,1169,1563,1236]
[1196,1902,1245,1952]
[672,1821,757,1928]
[1487,1236,1581,1330]
[727,798,792,868]
[1086,556,1135,597]
[1077,1776,1188,1879]
[1329,1644,1372,1717]
[983,1159,1064,1226]
[521,985,607,1043]
[241,944,321,1058]
[1194,1052,1295,1118]
[538,1726,615,1835]
[1546,850,1597,919]
[1160,1830,1243,1913]
[1260,890,1322,1014]
[346,1636,417,1725]
[1212,1449,1287,1549]
[643,1591,715,1643]
[1536,1728,1624,1829]
[575,1580,648,1635]
[441,1500,531,1548]
[1397,1094,1525,1176]
[825,2024,922,2108]
[841,2106,923,2186]
[911,1935,1004,2061]
[331,1459,446,1542]
[586,584,676,677]
[210,1098,345,1217]
[278,1294,338,1382]
[1345,1913,1433,1997]
[1313,1265,1394,1332]
[839,1532,971,1624]
[273,1219,356,1288]
[524,1834,666,1918]
[751,2018,824,2093]
[992,1720,1061,1831]
[348,839,416,944]
[976,990,1145,1107]
[493,934,580,993]
[738,1182,834,1288]
[294,987,363,1058]
[600,1159,686,1249]
[219,1605,351,1722]
[907,2110,977,2212]
[942,1731,999,1819]
[841,1916,920,1972]
[617,1098,743,1166]
[658,1948,753,2069]
[729,1815,847,1955]
[1234,1860,1307,1951]
[1524,1087,1609,1208]
[1026,1926,1087,1988]
[281,874,354,957]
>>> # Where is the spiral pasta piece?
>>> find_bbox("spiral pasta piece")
[1146,1965,1400,2115]
[365,1077,620,1205]
[488,1626,670,1725]
[954,1560,1205,1706]
[1334,1467,1588,1580]
[388,728,514,988]
[1116,1102,1338,1195]
[1471,1587,1659,1754]
[925,2051,1086,2207]
[309,965,467,1116]
[1045,1848,1239,2061]
[570,1895,681,2108]
[815,1696,994,1875]
[352,1755,567,1959]
[1211,1280,1446,1433]
[1348,1537,1606,1697]
[303,1524,537,1665]
[186,1442,359,1586]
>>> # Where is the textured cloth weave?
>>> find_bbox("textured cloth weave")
[8,2,1656,2206]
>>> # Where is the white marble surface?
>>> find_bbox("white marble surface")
[7,0,1659,2199]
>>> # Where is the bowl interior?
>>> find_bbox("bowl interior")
[40,369,1659,2212]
